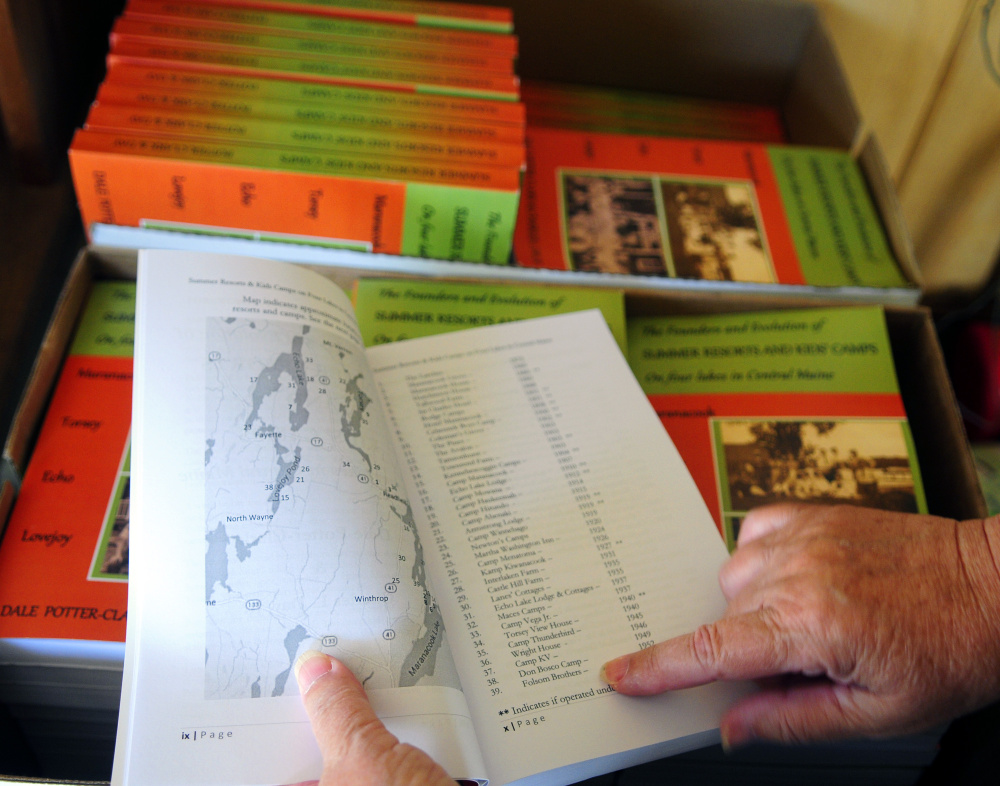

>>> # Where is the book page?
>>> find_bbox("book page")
[114,251,485,786]
[367,310,738,786]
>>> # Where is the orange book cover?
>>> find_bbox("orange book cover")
[627,306,928,550]
[110,16,516,74]
[101,62,526,126]
[514,126,801,280]
[0,282,135,644]
[122,0,519,55]
[105,39,520,100]
[69,128,521,263]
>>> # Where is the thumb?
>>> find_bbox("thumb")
[722,679,893,747]
[295,651,400,769]
[295,651,384,752]
[294,651,453,786]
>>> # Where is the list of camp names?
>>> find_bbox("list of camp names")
[378,350,654,711]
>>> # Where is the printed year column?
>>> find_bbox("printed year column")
[510,357,652,650]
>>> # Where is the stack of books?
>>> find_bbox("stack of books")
[69,0,525,265]
[0,281,134,779]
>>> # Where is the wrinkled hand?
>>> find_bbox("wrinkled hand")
[290,651,454,786]
[602,503,1000,747]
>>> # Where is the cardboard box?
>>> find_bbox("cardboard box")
[0,1,958,781]
[0,240,979,784]
[88,0,922,305]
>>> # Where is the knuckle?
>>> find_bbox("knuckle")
[758,608,793,661]
[689,623,725,676]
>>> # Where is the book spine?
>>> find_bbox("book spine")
[69,129,519,262]
[106,40,520,100]
[122,0,519,54]
[95,82,526,144]
[73,127,521,188]
[524,108,787,144]
[111,17,516,73]
[180,0,515,33]
[521,81,780,123]
[521,81,786,143]
[103,62,526,125]
[84,103,527,168]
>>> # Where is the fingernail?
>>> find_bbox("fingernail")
[720,727,733,753]
[601,655,630,686]
[294,650,332,694]
[720,722,749,754]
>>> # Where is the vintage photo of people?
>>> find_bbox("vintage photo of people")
[714,418,923,547]
[561,172,668,275]
[559,170,776,282]
[93,475,130,579]
[660,179,775,282]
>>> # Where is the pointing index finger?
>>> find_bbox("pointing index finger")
[603,609,796,695]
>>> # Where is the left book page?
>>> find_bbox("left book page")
[113,250,485,786]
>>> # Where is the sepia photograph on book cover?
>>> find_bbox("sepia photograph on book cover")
[712,417,925,546]
[559,172,773,280]
[90,441,132,582]
[626,305,928,550]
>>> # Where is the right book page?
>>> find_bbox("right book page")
[367,309,738,786]
[627,305,928,550]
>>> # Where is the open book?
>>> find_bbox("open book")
[113,250,736,786]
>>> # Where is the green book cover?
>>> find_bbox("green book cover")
[69,280,137,358]
[769,146,909,288]
[627,306,927,549]
[628,306,901,395]
[352,277,628,353]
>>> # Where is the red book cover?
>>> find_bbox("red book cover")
[0,282,135,644]
[514,126,909,290]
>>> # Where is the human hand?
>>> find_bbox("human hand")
[601,503,1000,748]
[290,651,454,786]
